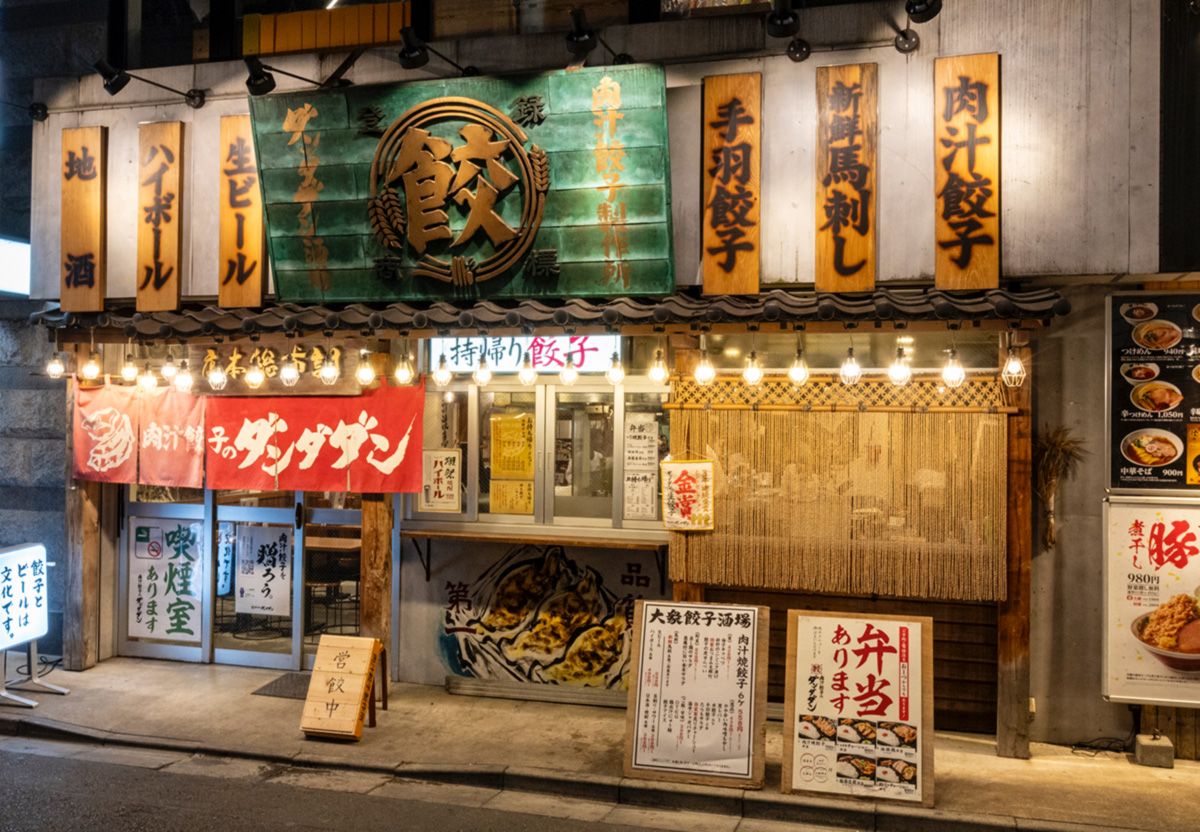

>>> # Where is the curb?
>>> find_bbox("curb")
[0,714,1143,832]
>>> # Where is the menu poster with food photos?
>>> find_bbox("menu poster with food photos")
[624,601,768,789]
[783,611,934,807]
[1103,500,1200,708]
[1108,294,1200,493]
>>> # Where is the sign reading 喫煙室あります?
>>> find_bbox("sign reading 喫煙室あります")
[0,544,49,652]
[248,64,673,303]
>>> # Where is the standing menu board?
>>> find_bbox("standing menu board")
[301,635,383,741]
[0,544,49,651]
[1103,498,1200,708]
[1108,294,1200,493]
[624,600,768,789]
[783,611,934,807]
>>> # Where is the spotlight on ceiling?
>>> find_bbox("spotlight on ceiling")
[565,8,633,65]
[764,0,811,63]
[399,27,479,76]
[896,0,942,53]
[244,57,276,96]
[94,58,205,108]
[1,99,48,122]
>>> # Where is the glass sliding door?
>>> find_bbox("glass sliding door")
[302,491,363,667]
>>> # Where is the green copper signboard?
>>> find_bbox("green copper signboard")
[248,63,674,303]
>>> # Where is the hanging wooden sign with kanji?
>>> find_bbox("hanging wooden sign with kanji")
[60,127,107,313]
[934,54,1001,291]
[219,115,266,308]
[136,122,184,312]
[816,63,877,294]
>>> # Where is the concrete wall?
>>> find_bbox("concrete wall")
[0,301,67,653]
[28,0,1160,299]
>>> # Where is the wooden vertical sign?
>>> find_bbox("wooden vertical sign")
[60,127,107,313]
[701,73,761,296]
[816,63,877,294]
[219,115,265,308]
[934,54,1000,290]
[137,122,183,312]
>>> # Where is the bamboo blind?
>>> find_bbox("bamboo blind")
[668,407,1008,602]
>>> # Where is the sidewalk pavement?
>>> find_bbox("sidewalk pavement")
[0,657,1191,832]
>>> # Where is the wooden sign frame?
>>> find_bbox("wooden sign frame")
[624,600,769,790]
[815,63,878,294]
[137,122,184,313]
[301,634,385,741]
[60,126,107,313]
[218,115,266,308]
[782,610,934,808]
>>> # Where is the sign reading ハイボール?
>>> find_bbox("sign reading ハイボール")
[0,544,49,651]
[783,611,934,807]
[248,64,673,303]
[625,601,768,788]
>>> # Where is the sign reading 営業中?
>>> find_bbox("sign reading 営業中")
[783,611,934,807]
[301,635,382,741]
[428,335,620,375]
[661,461,714,530]
[624,600,768,788]
[1103,500,1200,708]
[0,544,49,652]
[128,520,204,642]
[248,64,673,303]
[236,526,292,617]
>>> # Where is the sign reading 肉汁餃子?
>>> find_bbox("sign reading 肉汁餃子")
[236,525,292,616]
[624,601,768,789]
[783,611,934,806]
[0,544,49,651]
[702,73,760,296]
[934,54,1000,291]
[661,460,714,530]
[816,63,877,294]
[137,122,183,312]
[127,519,203,643]
[138,388,205,490]
[248,64,673,303]
[60,127,106,313]
[219,115,265,308]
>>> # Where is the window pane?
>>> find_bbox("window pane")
[554,391,614,519]
[479,390,537,516]
[420,390,468,514]
[128,485,204,504]
[215,490,295,507]
[213,522,294,656]
[303,522,361,658]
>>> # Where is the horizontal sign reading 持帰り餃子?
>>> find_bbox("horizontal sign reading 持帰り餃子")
[248,64,673,304]
[427,334,619,374]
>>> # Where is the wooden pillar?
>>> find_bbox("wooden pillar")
[673,581,706,603]
[997,340,1032,758]
[63,349,101,671]
[359,492,393,657]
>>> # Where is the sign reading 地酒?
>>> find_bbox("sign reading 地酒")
[624,600,768,789]
[933,54,1000,291]
[816,63,877,294]
[248,64,673,303]
[60,127,106,313]
[0,544,49,651]
[783,611,934,806]
[702,73,760,296]
[137,122,183,312]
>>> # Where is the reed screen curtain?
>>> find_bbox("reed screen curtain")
[668,409,1008,602]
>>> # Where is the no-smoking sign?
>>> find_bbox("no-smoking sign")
[135,526,164,560]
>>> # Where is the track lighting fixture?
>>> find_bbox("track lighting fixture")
[565,8,633,64]
[895,0,942,53]
[1,99,48,122]
[764,0,811,63]
[94,58,205,108]
[243,50,364,96]
[399,27,479,76]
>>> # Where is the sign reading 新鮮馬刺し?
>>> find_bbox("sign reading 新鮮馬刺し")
[247,64,673,303]
[0,544,50,651]
[783,611,934,807]
[624,601,768,789]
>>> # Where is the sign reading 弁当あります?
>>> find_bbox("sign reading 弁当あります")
[0,544,49,651]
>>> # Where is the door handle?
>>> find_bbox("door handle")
[295,503,304,530]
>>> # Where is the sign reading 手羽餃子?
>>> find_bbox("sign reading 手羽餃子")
[702,73,760,296]
[61,127,107,313]
[934,54,1000,291]
[248,64,673,303]
[137,122,184,312]
[219,115,266,308]
[816,64,877,294]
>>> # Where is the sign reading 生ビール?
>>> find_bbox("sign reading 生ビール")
[783,611,934,806]
[0,544,49,651]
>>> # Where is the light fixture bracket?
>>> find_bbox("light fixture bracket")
[894,28,920,53]
[787,38,812,62]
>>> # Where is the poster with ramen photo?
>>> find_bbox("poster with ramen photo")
[1104,499,1200,708]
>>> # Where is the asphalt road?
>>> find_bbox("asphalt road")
[0,737,740,832]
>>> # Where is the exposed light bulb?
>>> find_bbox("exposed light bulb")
[160,356,178,381]
[173,360,194,393]
[208,363,229,391]
[1001,347,1027,388]
[942,347,965,389]
[45,353,65,379]
[278,355,299,387]
[80,351,101,381]
[355,350,376,385]
[473,354,492,387]
[245,361,265,389]
[518,352,538,386]
[432,354,452,387]
[121,354,139,382]
[559,354,578,385]
[839,347,862,386]
[444,390,454,403]
[605,352,625,386]
[694,350,716,386]
[742,350,763,386]
[138,362,158,392]
[319,357,340,385]
[788,349,809,386]
[888,347,912,386]
[648,349,669,384]
[394,354,415,385]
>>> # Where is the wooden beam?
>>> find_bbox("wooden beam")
[996,341,1032,758]
[672,581,706,603]
[359,493,393,657]
[62,347,101,671]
